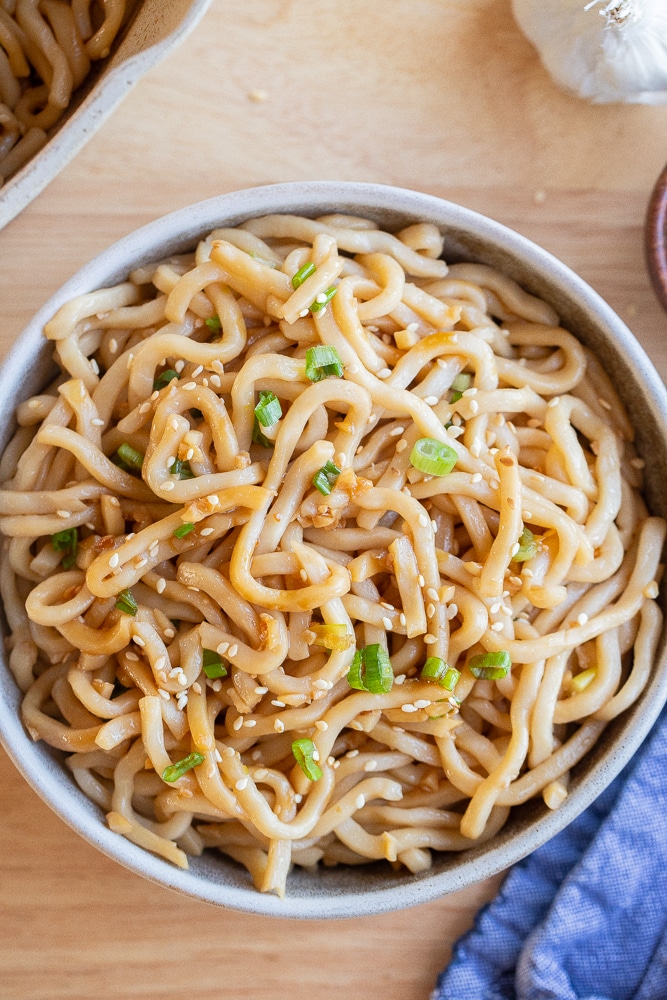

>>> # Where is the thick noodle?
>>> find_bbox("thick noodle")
[1,213,664,897]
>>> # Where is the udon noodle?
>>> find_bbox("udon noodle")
[0,0,132,186]
[1,213,664,896]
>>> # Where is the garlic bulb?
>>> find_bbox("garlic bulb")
[511,0,667,104]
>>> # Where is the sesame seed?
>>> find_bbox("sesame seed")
[235,777,249,791]
[210,374,221,388]
[644,581,659,599]
[490,478,500,490]
[157,671,167,685]
[158,689,170,701]
[56,510,71,519]
[381,616,393,630]
[254,768,268,780]
[183,381,197,391]
[207,494,220,507]
[399,613,407,627]
[313,678,330,690]
[176,694,188,710]
[243,719,257,728]
[471,472,482,483]
[228,644,239,657]
[395,674,406,685]
[418,575,425,587]
[222,746,235,758]
[91,417,104,427]
[395,439,408,453]
[469,400,479,415]
[271,699,285,707]
[414,699,431,709]
[254,686,268,695]
[139,402,151,414]
[109,338,118,353]
[200,527,214,536]
[490,601,502,614]
[389,426,404,437]
[423,396,439,406]
[125,651,139,662]
[174,360,185,373]
[447,604,459,620]
[191,365,203,377]
[577,613,589,625]
[346,363,359,374]
[232,717,243,731]
[522,511,533,520]
[155,656,166,671]
[511,542,520,556]
[423,634,437,644]
[274,719,285,733]
[211,679,222,692]
[193,682,202,695]
[132,635,146,647]
[426,603,435,618]
[299,569,308,582]
[377,368,392,378]
[162,481,175,491]
[164,627,176,639]
[418,513,429,527]
[401,703,418,713]
[547,396,560,409]
[177,670,187,686]
[214,748,223,763]
[355,794,365,809]
[90,358,100,375]
[491,622,504,632]
[345,749,360,759]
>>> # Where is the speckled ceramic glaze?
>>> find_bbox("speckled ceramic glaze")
[2,182,666,918]
[0,0,212,230]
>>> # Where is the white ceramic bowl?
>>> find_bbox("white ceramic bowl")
[1,182,666,918]
[0,0,212,230]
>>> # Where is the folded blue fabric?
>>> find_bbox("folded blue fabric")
[432,706,667,1000]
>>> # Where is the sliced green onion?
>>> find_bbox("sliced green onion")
[312,460,341,495]
[304,345,344,382]
[309,623,353,651]
[153,369,179,391]
[252,418,273,448]
[202,648,227,679]
[571,667,596,693]
[254,390,282,428]
[310,286,338,313]
[115,589,137,616]
[162,752,205,783]
[169,458,194,479]
[468,650,511,680]
[421,657,460,691]
[174,522,196,539]
[51,528,78,569]
[116,442,144,471]
[291,261,316,289]
[205,316,222,332]
[346,644,393,694]
[451,373,471,393]
[512,527,538,563]
[409,438,458,476]
[291,737,323,781]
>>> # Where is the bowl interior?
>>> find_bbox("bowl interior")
[2,182,666,918]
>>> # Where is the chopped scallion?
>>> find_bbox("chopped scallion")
[153,369,179,391]
[51,528,78,569]
[347,644,393,694]
[451,373,471,392]
[205,316,222,332]
[202,648,228,679]
[312,460,341,495]
[304,345,344,382]
[291,737,323,781]
[115,589,137,616]
[421,657,460,691]
[252,417,273,448]
[309,623,353,651]
[468,650,511,680]
[409,438,457,477]
[254,390,282,428]
[291,261,316,289]
[310,286,338,313]
[571,667,596,693]
[116,442,144,471]
[169,458,195,479]
[162,751,205,783]
[512,527,538,563]
[173,522,196,539]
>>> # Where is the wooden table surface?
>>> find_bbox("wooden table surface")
[1,2,667,997]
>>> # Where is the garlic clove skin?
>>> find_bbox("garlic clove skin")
[512,0,667,104]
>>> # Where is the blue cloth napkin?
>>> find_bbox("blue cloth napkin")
[432,706,667,1000]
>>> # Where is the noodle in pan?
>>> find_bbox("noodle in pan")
[1,213,663,896]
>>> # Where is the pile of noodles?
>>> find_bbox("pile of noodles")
[0,0,134,186]
[0,212,663,897]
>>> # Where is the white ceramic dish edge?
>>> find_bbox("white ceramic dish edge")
[0,0,213,231]
[1,181,666,918]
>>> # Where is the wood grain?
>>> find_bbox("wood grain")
[1,2,667,997]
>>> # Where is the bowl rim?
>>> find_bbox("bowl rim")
[0,0,213,231]
[2,180,667,919]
